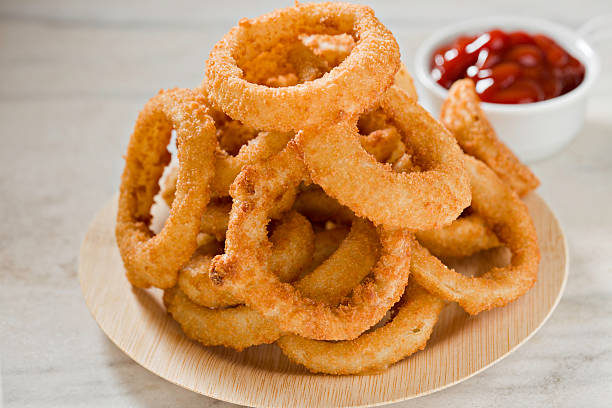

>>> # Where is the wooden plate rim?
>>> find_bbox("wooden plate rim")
[79,193,568,408]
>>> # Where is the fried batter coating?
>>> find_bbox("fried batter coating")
[297,86,471,230]
[277,279,445,375]
[410,156,540,314]
[116,88,216,289]
[415,214,501,259]
[441,79,540,197]
[165,203,387,350]
[210,145,412,341]
[178,211,315,308]
[206,2,400,131]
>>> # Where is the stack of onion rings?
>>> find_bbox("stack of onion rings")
[115,1,540,375]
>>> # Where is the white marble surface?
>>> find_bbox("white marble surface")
[1,0,611,407]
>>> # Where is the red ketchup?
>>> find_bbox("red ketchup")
[430,29,585,104]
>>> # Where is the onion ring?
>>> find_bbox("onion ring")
[178,210,315,308]
[410,155,540,314]
[296,85,471,230]
[277,279,445,375]
[441,79,540,197]
[209,144,412,340]
[206,2,400,131]
[163,287,282,351]
[377,114,500,258]
[116,88,216,289]
[298,136,497,258]
[165,201,385,350]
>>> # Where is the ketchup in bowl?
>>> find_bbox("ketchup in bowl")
[430,29,585,104]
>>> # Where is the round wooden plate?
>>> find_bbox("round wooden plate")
[79,193,567,408]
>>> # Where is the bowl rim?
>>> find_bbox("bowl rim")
[414,15,601,113]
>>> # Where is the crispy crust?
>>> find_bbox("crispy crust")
[210,145,412,340]
[211,130,295,197]
[164,288,281,351]
[116,88,216,288]
[296,85,471,230]
[294,219,380,304]
[277,279,445,375]
[178,211,315,308]
[206,2,400,131]
[441,79,540,197]
[165,203,385,350]
[359,127,402,162]
[161,129,294,203]
[415,213,501,258]
[410,156,540,314]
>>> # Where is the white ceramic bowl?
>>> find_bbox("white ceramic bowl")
[414,16,600,163]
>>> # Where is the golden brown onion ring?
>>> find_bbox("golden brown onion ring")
[296,85,471,230]
[277,279,445,375]
[206,2,400,131]
[116,88,216,289]
[165,207,383,350]
[386,130,501,258]
[410,156,540,314]
[293,124,497,259]
[294,219,380,305]
[210,144,412,340]
[163,288,281,351]
[178,210,314,308]
[441,79,540,197]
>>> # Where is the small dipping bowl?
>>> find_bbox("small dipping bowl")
[414,16,600,163]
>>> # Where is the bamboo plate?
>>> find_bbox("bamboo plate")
[79,193,567,408]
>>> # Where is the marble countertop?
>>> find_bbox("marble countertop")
[1,0,611,407]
